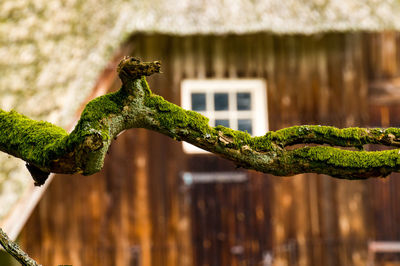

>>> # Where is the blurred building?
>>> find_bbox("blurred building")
[2,0,400,265]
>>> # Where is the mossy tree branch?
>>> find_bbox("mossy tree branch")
[1,57,400,186]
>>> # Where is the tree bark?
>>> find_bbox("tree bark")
[1,57,400,185]
[0,228,40,266]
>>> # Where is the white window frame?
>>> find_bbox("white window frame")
[181,79,268,153]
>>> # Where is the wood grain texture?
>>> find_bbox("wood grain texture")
[20,32,400,266]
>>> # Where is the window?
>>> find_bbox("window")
[181,79,268,153]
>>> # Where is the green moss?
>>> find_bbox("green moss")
[0,85,132,171]
[0,75,158,174]
[213,125,252,147]
[142,87,281,152]
[5,71,400,179]
[68,89,129,145]
[270,125,375,147]
[143,90,278,152]
[79,90,125,122]
[277,125,366,139]
[144,94,211,138]
[0,110,68,166]
[252,133,275,151]
[140,76,152,96]
[292,146,400,169]
[380,128,400,139]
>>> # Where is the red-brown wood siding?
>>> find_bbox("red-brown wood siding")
[20,32,400,266]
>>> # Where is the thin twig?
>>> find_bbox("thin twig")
[0,227,41,266]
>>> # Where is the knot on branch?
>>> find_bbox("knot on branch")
[117,56,161,83]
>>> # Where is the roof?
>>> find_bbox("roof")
[1,0,400,239]
[126,0,400,34]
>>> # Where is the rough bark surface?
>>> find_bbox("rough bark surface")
[1,57,400,185]
[0,228,40,266]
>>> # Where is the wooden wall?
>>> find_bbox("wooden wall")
[20,32,400,266]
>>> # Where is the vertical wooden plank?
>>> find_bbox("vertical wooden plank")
[227,35,238,78]
[286,35,300,125]
[132,129,152,266]
[244,34,256,77]
[189,185,199,266]
[316,36,329,123]
[380,32,398,78]
[326,33,345,126]
[178,181,194,266]
[276,36,290,127]
[297,36,310,124]
[273,177,297,265]
[354,33,368,125]
[307,174,322,265]
[263,34,278,130]
[183,37,196,78]
[216,183,230,266]
[109,133,128,266]
[255,33,266,77]
[213,37,225,78]
[292,174,312,266]
[318,175,340,266]
[195,36,206,79]
[342,34,355,127]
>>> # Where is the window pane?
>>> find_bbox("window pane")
[215,119,230,127]
[191,93,206,111]
[237,92,251,110]
[214,93,229,110]
[238,119,252,135]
